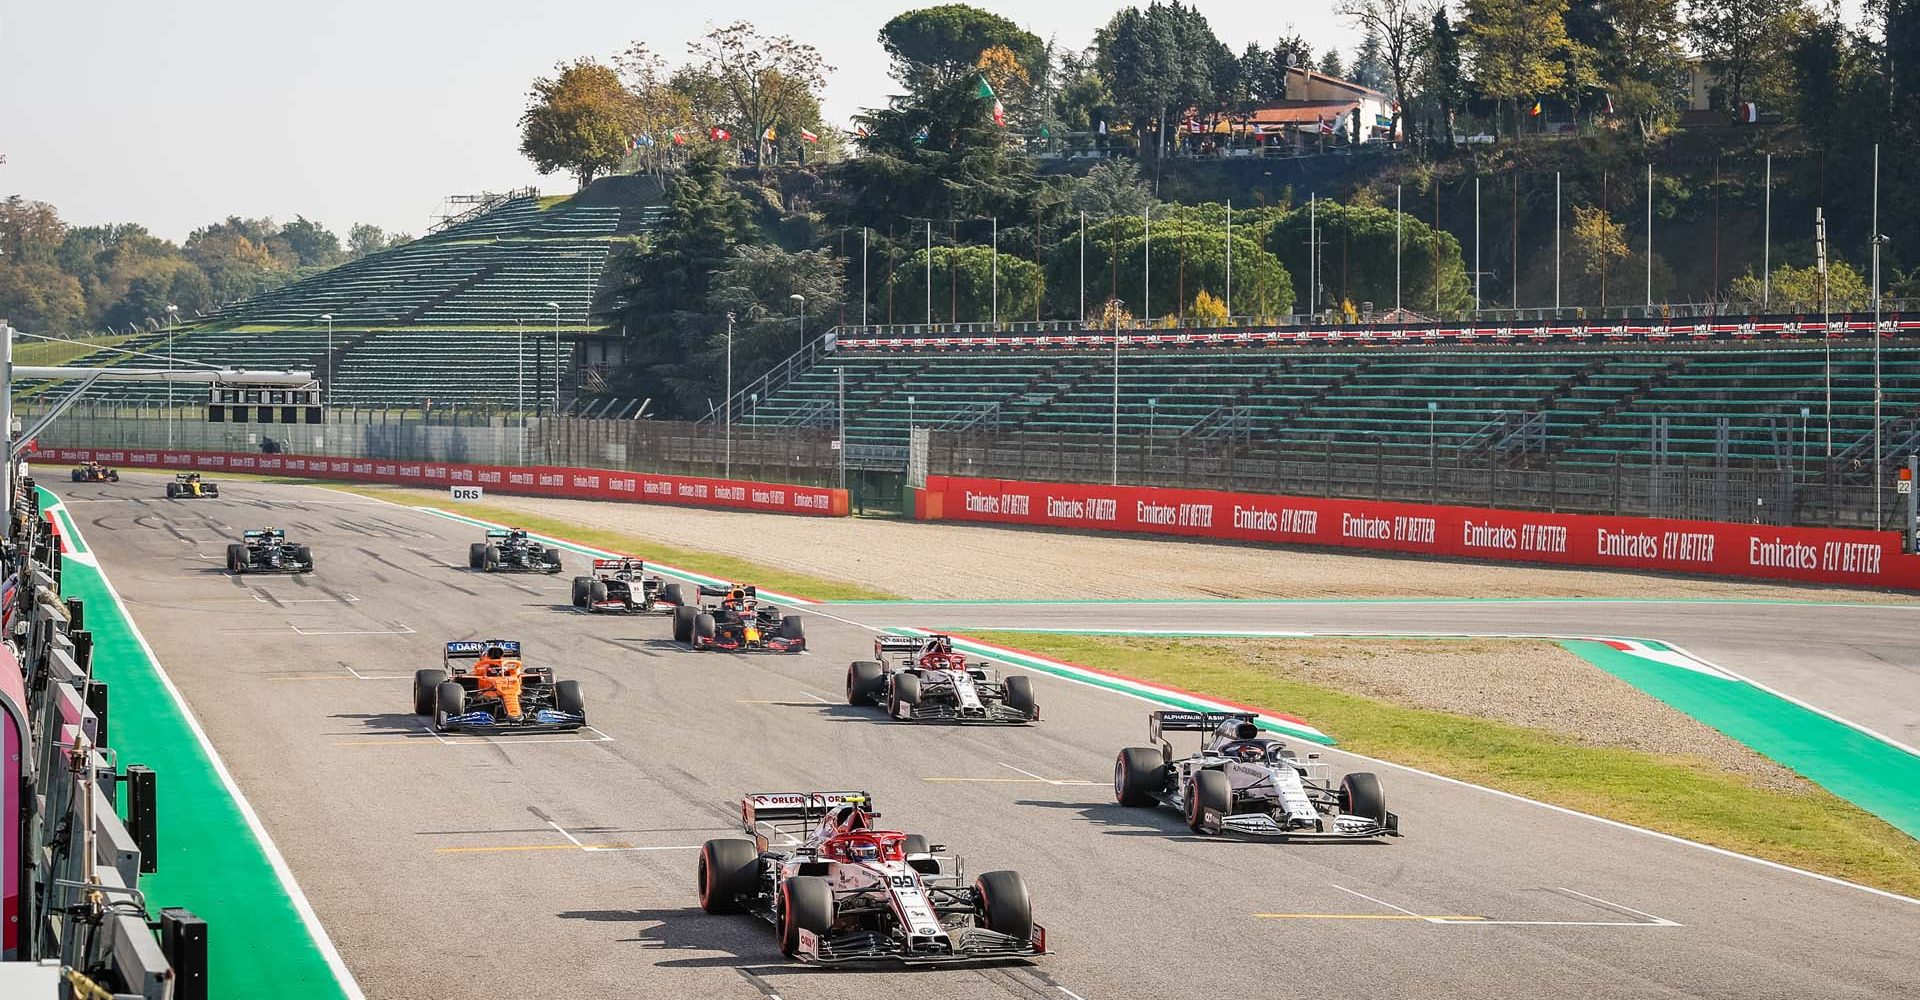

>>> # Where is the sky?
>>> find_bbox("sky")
[0,1,1355,243]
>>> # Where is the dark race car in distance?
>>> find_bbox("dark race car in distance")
[469,527,562,573]
[671,583,804,652]
[411,639,586,734]
[70,462,119,483]
[165,472,219,498]
[226,527,313,574]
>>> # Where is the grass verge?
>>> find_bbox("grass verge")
[969,631,1920,898]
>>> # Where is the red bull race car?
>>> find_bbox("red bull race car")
[698,791,1047,965]
[670,583,805,652]
[69,462,119,483]
[410,639,586,734]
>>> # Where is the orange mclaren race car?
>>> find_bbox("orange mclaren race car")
[411,640,585,733]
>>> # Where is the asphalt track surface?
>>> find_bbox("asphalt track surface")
[65,473,1920,999]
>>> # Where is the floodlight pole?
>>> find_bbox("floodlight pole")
[517,319,526,464]
[1112,301,1121,484]
[725,312,735,480]
[991,216,999,326]
[548,301,561,417]
[321,313,334,407]
[1763,154,1772,309]
[861,227,869,328]
[1225,199,1233,319]
[1873,143,1884,524]
[1143,207,1152,322]
[1395,186,1403,315]
[1079,210,1087,322]
[1554,172,1562,313]
[165,304,178,447]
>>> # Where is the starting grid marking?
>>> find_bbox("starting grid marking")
[1254,884,1680,928]
[923,762,1103,787]
[334,724,615,748]
[434,818,705,855]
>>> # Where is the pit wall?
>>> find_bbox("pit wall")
[41,447,850,517]
[916,475,1920,591]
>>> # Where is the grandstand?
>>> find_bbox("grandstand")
[747,341,1920,470]
[44,187,668,407]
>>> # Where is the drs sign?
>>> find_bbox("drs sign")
[449,486,484,502]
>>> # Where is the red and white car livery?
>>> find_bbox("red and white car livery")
[569,558,678,614]
[697,791,1047,965]
[845,634,1038,724]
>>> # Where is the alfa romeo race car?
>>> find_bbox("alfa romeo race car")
[69,462,119,483]
[697,791,1047,965]
[571,558,676,614]
[846,634,1037,724]
[164,472,220,499]
[670,583,804,652]
[1114,711,1399,840]
[225,528,314,574]
[468,527,562,574]
[410,639,586,733]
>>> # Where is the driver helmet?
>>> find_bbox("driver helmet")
[927,636,952,655]
[846,841,879,863]
[484,645,506,661]
[1233,743,1267,762]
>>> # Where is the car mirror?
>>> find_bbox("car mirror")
[929,844,947,853]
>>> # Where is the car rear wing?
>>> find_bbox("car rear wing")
[242,529,286,540]
[485,528,512,538]
[872,635,924,661]
[445,639,521,667]
[740,791,874,834]
[697,583,757,599]
[1150,710,1258,745]
[173,472,198,481]
[592,558,642,573]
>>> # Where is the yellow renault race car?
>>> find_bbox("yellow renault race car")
[165,472,221,499]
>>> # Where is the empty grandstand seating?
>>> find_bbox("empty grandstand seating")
[752,344,1920,467]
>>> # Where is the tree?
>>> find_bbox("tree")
[706,244,846,392]
[1053,46,1116,138]
[0,260,86,332]
[1351,28,1390,91]
[838,74,1039,229]
[1422,8,1466,144]
[279,216,342,269]
[1045,215,1293,319]
[615,41,697,174]
[1318,50,1347,79]
[1594,0,1685,139]
[1264,201,1471,315]
[891,246,1043,323]
[688,22,831,171]
[1063,159,1157,219]
[0,196,65,265]
[1570,204,1629,307]
[519,58,637,188]
[1338,0,1433,138]
[346,223,405,260]
[1463,0,1586,131]
[1729,261,1869,311]
[879,4,1045,98]
[1685,0,1804,113]
[1096,2,1232,175]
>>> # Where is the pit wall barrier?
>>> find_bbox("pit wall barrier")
[42,448,851,517]
[917,475,1920,591]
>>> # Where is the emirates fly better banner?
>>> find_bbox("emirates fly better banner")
[924,475,1920,590]
[45,448,850,517]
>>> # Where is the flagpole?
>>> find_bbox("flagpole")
[1225,199,1233,320]
[1079,210,1087,323]
[1645,163,1653,311]
[1473,179,1480,315]
[991,215,999,327]
[1310,192,1318,317]
[1874,142,1883,524]
[1554,171,1562,313]
[1394,185,1402,316]
[1143,206,1152,322]
[861,227,869,328]
[926,220,933,327]
[1763,154,1772,309]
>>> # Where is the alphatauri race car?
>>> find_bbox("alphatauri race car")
[70,462,119,483]
[571,558,676,614]
[698,791,1047,965]
[165,472,220,498]
[469,527,562,574]
[670,583,804,652]
[846,634,1037,724]
[1114,711,1399,840]
[226,528,314,574]
[411,640,586,733]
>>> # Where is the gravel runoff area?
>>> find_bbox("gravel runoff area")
[1202,637,1809,792]
[383,488,1920,603]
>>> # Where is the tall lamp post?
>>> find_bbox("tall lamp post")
[790,293,806,348]
[724,311,735,480]
[320,313,334,407]
[165,304,178,448]
[516,319,526,464]
[545,301,561,417]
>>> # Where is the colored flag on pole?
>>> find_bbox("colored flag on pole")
[974,75,995,100]
[1318,116,1333,135]
[854,123,870,139]
[709,126,731,141]
[763,126,777,141]
[1603,92,1615,115]
[1097,120,1107,135]
[913,124,930,144]
[1039,124,1050,138]
[1741,102,1759,123]
[672,132,687,146]
[1529,101,1543,117]
[800,127,820,143]
[636,133,655,148]
[992,100,1006,126]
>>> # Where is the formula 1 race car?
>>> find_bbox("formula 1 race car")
[69,462,119,483]
[698,791,1047,965]
[846,634,1037,724]
[468,527,562,574]
[164,472,219,499]
[670,583,805,652]
[410,640,586,733]
[1114,711,1399,840]
[225,528,314,574]
[570,558,676,614]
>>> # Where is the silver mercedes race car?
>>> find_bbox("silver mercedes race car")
[698,791,1048,966]
[1114,711,1400,840]
[845,634,1038,724]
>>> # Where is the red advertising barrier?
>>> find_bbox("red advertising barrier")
[922,475,1920,591]
[41,448,849,517]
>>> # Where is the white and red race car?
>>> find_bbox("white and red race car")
[569,558,679,614]
[697,791,1048,965]
[845,634,1038,724]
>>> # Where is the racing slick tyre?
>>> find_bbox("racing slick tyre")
[290,545,314,572]
[672,605,696,644]
[697,839,759,914]
[482,545,501,572]
[225,544,246,574]
[693,613,717,647]
[571,576,591,608]
[108,471,119,481]
[165,482,180,498]
[661,583,686,609]
[468,543,487,569]
[1339,772,1388,824]
[544,547,563,573]
[1114,747,1167,807]
[778,876,835,957]
[71,469,82,482]
[553,679,585,717]
[1186,768,1232,834]
[434,681,467,728]
[202,484,218,498]
[973,871,1033,942]
[412,669,448,715]
[888,671,921,719]
[776,615,805,643]
[589,581,609,606]
[1003,675,1038,720]
[846,661,886,706]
